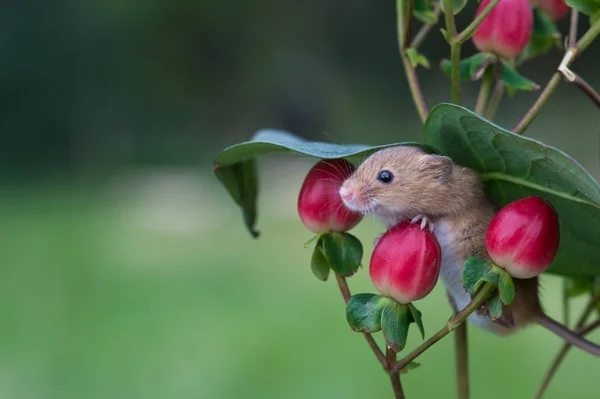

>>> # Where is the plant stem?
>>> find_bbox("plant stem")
[334,274,388,368]
[454,323,470,399]
[397,0,429,122]
[572,73,600,108]
[569,10,579,48]
[410,3,442,49]
[474,67,494,115]
[443,0,461,104]
[484,80,504,120]
[393,283,497,372]
[387,349,406,399]
[534,298,597,399]
[457,0,501,43]
[513,18,600,134]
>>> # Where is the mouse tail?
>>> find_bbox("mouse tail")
[534,313,600,357]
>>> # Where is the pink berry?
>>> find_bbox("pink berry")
[530,0,570,21]
[297,159,363,233]
[370,221,442,304]
[472,0,534,60]
[486,196,560,279]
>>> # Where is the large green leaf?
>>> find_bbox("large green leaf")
[424,103,600,277]
[213,129,436,237]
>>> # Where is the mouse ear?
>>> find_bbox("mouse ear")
[422,155,453,183]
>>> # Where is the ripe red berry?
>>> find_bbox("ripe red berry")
[486,196,560,279]
[530,0,570,21]
[472,0,534,60]
[370,221,442,304]
[297,159,363,233]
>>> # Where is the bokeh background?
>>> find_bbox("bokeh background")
[2,1,599,398]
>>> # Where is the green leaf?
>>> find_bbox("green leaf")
[346,294,391,333]
[423,103,600,277]
[303,233,323,248]
[213,130,437,237]
[310,242,330,281]
[462,256,492,293]
[521,10,562,61]
[381,302,412,352]
[405,48,431,69]
[488,293,503,319]
[498,271,515,305]
[565,0,600,16]
[500,61,540,93]
[321,232,363,277]
[399,361,421,375]
[407,303,425,339]
[440,0,469,15]
[414,0,438,23]
[440,53,497,81]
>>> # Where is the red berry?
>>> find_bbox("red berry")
[530,0,570,21]
[298,159,363,233]
[472,0,533,60]
[486,196,560,279]
[370,221,442,304]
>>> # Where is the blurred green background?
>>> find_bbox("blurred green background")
[2,1,599,398]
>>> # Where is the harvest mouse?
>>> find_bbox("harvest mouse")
[339,146,600,355]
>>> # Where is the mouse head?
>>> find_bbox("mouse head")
[339,146,454,217]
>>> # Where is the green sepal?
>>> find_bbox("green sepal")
[346,293,391,333]
[405,48,431,69]
[321,232,363,277]
[414,0,438,23]
[488,293,503,319]
[407,303,425,339]
[498,270,515,305]
[440,53,497,81]
[462,256,493,293]
[565,0,600,16]
[399,361,421,375]
[500,61,540,94]
[303,233,323,248]
[521,10,562,61]
[440,0,469,15]
[381,302,412,352]
[310,241,330,281]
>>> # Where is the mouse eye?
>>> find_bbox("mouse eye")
[377,170,394,184]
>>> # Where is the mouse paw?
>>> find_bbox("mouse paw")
[411,214,434,232]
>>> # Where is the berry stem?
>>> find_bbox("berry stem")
[397,0,429,122]
[334,273,388,368]
[393,283,497,372]
[484,79,504,120]
[456,0,501,44]
[513,18,600,134]
[534,298,597,399]
[475,66,494,115]
[454,315,470,398]
[442,0,461,104]
[569,10,579,48]
[410,2,442,49]
[387,349,406,399]
[571,73,600,108]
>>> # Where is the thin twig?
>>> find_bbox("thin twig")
[513,18,600,134]
[334,274,388,368]
[572,74,600,108]
[457,0,501,43]
[393,283,497,372]
[484,80,504,120]
[443,0,461,104]
[569,10,579,49]
[475,67,494,115]
[534,298,597,399]
[387,349,406,399]
[454,320,470,399]
[410,3,442,49]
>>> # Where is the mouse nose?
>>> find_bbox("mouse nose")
[339,186,354,201]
